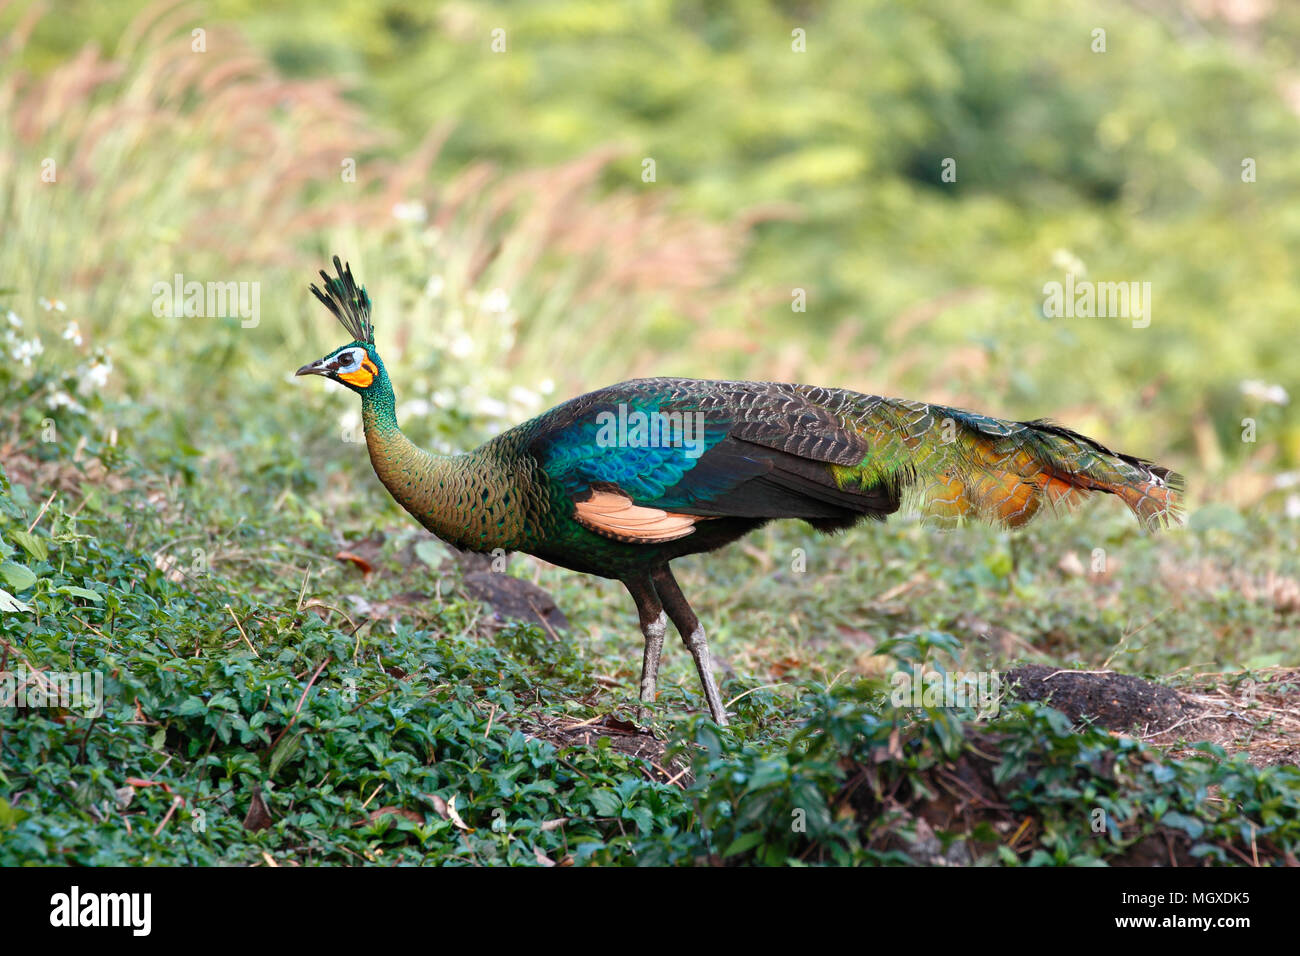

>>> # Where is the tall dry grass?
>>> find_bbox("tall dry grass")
[1,0,763,422]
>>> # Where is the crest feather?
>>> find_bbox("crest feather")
[310,255,373,345]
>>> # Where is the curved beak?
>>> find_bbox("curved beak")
[295,358,330,377]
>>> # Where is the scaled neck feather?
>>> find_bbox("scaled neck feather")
[359,372,513,552]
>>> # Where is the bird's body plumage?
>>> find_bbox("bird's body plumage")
[299,257,1184,725]
[356,374,1182,577]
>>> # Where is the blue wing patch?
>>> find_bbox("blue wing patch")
[535,400,762,507]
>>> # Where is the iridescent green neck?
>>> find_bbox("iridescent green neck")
[360,371,522,552]
[358,367,401,437]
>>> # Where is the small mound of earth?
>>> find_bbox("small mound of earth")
[330,534,569,633]
[1004,665,1192,735]
[460,571,568,634]
[453,551,569,634]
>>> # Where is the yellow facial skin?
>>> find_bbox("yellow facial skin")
[338,357,378,389]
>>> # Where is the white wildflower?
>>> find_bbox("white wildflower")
[5,310,21,329]
[424,275,446,299]
[1240,379,1289,405]
[77,353,112,394]
[11,337,43,366]
[399,399,431,419]
[448,333,474,359]
[62,320,83,346]
[1287,495,1300,521]
[476,396,508,419]
[46,390,86,414]
[392,200,428,224]
[508,385,540,410]
[1050,249,1086,276]
[538,378,555,395]
[481,288,511,314]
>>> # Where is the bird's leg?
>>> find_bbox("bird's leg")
[651,566,728,726]
[623,575,666,723]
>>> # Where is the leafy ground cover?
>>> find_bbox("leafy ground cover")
[1,402,1297,865]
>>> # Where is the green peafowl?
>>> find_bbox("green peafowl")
[297,257,1184,726]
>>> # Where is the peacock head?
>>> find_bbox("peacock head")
[296,256,384,393]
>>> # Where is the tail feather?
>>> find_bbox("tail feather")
[829,398,1185,532]
[1018,419,1184,531]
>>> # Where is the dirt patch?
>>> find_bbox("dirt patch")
[1162,668,1300,769]
[1005,664,1300,770]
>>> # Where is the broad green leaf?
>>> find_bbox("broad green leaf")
[55,586,103,602]
[723,831,765,857]
[269,733,303,779]
[589,789,622,817]
[0,561,36,592]
[7,530,48,562]
[0,798,31,829]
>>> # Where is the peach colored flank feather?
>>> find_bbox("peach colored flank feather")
[574,490,699,543]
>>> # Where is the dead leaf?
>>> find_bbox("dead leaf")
[1058,550,1085,577]
[427,793,474,831]
[243,785,273,832]
[601,716,640,734]
[446,795,474,832]
[334,551,374,575]
[769,655,803,679]
[154,553,186,583]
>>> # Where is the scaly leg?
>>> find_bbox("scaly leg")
[651,565,728,726]
[623,574,666,722]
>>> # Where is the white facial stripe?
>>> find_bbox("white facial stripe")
[332,349,364,373]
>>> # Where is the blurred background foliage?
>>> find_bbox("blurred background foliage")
[4,0,1298,515]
